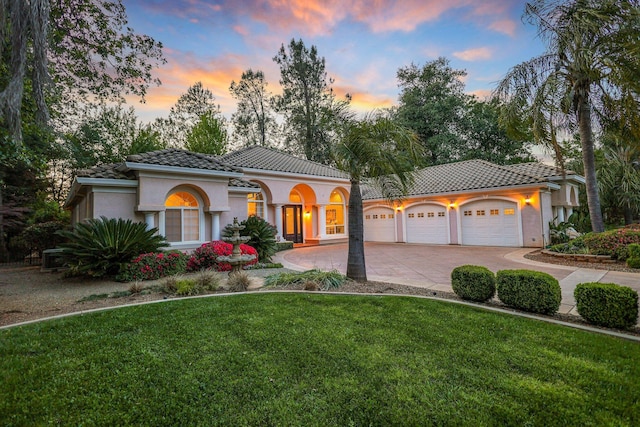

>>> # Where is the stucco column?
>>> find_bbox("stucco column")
[566,206,573,219]
[316,204,327,239]
[144,212,155,230]
[557,206,565,223]
[274,204,283,241]
[211,212,221,241]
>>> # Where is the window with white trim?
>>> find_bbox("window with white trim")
[165,191,200,243]
[326,190,346,235]
[247,192,265,218]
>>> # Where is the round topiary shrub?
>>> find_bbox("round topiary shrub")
[451,265,496,302]
[496,269,561,315]
[574,283,638,329]
[627,257,640,269]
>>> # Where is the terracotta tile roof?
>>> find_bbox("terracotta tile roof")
[126,148,242,174]
[362,159,547,200]
[502,162,576,179]
[76,163,133,180]
[219,146,348,179]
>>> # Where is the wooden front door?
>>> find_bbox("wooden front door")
[283,205,303,243]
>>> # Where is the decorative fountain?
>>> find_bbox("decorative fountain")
[217,217,256,275]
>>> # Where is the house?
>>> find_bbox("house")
[64,146,584,250]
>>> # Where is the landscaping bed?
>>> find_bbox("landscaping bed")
[525,249,638,273]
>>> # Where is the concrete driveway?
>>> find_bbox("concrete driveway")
[274,243,640,315]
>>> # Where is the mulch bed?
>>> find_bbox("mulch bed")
[524,249,637,273]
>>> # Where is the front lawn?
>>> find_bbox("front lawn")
[1,294,638,426]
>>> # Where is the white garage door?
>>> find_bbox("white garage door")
[364,208,396,242]
[461,200,519,247]
[405,205,448,244]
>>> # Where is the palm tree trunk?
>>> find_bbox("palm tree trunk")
[577,95,605,233]
[346,179,367,282]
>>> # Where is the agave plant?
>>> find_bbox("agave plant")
[57,216,169,278]
[222,215,277,262]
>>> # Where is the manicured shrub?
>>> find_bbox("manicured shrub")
[627,257,640,269]
[626,244,640,268]
[222,216,277,262]
[582,227,640,260]
[574,283,638,329]
[276,241,294,252]
[186,241,258,272]
[57,217,169,278]
[496,269,561,315]
[116,251,188,282]
[450,265,496,302]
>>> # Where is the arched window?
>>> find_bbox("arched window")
[326,190,345,235]
[165,191,200,242]
[248,192,265,218]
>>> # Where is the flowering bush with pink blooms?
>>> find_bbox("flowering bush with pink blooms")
[582,227,640,260]
[187,241,258,272]
[116,251,188,282]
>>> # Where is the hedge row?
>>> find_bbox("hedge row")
[450,266,639,330]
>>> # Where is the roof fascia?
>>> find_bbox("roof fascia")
[124,161,243,178]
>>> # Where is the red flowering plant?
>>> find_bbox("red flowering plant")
[116,251,188,282]
[583,227,640,260]
[187,241,258,272]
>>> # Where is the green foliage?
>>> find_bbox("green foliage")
[276,241,294,252]
[626,257,640,269]
[229,69,277,148]
[1,295,639,425]
[574,283,638,329]
[116,251,188,282]
[549,220,573,244]
[184,112,228,155]
[395,58,470,166]
[273,38,348,164]
[264,269,346,290]
[547,236,588,254]
[582,227,640,260]
[57,217,169,278]
[19,221,69,255]
[496,269,561,315]
[163,271,221,296]
[450,265,496,302]
[628,243,640,259]
[222,216,277,262]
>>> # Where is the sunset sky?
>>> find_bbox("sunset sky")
[121,0,546,123]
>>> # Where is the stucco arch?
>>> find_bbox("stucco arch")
[164,184,210,209]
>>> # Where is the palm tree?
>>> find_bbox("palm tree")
[495,0,640,232]
[598,144,640,225]
[333,112,422,282]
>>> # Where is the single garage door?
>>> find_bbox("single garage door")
[460,200,519,246]
[405,204,448,244]
[364,207,396,242]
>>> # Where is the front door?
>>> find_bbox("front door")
[283,205,303,243]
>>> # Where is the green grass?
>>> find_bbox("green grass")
[1,294,639,426]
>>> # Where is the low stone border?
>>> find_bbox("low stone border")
[541,249,615,263]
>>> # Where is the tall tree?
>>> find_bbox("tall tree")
[333,112,422,282]
[395,58,471,166]
[0,0,165,144]
[273,38,347,164]
[461,98,535,165]
[185,112,228,155]
[154,81,221,148]
[495,0,640,233]
[229,69,277,148]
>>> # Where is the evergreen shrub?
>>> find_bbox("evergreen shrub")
[450,265,496,302]
[574,282,638,329]
[496,269,561,315]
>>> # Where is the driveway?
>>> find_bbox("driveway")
[274,243,640,315]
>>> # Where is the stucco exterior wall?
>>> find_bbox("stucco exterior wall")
[92,189,140,222]
[136,173,230,212]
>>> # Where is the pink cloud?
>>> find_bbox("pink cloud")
[452,47,493,61]
[488,19,517,37]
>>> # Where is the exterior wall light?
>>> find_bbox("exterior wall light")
[524,196,532,205]
[448,202,455,209]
